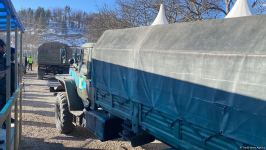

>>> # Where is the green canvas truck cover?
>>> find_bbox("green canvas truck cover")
[37,42,72,65]
[92,15,266,146]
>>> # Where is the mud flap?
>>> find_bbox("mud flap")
[64,79,84,111]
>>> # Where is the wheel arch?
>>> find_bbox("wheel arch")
[55,76,84,111]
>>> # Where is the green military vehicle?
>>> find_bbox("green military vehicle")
[37,42,72,79]
[54,16,266,149]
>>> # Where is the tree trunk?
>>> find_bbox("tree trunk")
[224,0,232,14]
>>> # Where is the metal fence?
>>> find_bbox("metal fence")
[0,27,24,149]
[0,6,24,149]
[0,84,23,150]
[0,1,25,149]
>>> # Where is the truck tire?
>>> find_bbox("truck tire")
[55,92,75,134]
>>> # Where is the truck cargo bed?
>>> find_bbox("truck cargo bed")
[92,15,266,147]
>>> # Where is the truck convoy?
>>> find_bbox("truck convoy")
[54,16,266,149]
[37,42,72,79]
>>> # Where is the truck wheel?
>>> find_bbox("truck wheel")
[55,92,75,134]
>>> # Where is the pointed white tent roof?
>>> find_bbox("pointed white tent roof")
[151,4,169,26]
[225,0,252,18]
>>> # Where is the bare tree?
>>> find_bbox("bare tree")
[251,0,266,14]
[116,0,229,25]
[224,0,233,14]
[116,0,266,25]
[86,6,131,42]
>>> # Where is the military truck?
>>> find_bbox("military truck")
[37,42,72,79]
[54,16,266,149]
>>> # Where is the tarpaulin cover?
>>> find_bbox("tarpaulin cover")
[37,42,72,65]
[92,15,266,146]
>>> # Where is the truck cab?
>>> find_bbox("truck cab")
[69,43,94,107]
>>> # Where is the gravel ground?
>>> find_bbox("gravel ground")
[19,71,170,150]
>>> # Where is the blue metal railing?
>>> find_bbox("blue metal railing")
[0,84,23,150]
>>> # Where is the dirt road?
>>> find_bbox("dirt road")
[19,71,169,150]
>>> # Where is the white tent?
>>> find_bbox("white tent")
[151,4,169,25]
[225,0,252,18]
